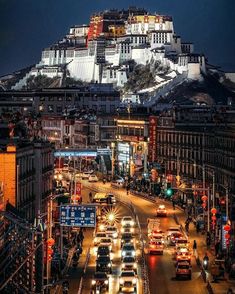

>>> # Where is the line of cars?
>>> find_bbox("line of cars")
[166,226,192,280]
[151,203,192,280]
[91,215,139,293]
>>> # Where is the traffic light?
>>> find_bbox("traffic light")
[165,183,173,197]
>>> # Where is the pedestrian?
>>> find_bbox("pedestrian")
[196,222,200,233]
[193,240,197,256]
[172,201,175,210]
[89,192,92,202]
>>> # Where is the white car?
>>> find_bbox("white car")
[121,216,135,227]
[167,226,181,236]
[119,270,137,292]
[88,174,99,182]
[156,204,167,217]
[93,232,107,246]
[121,243,136,259]
[99,238,113,251]
[121,256,137,273]
[105,226,118,239]
[121,225,135,234]
[81,172,91,180]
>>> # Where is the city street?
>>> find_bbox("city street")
[53,186,144,294]
[80,181,209,294]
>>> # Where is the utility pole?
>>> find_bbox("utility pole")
[207,187,210,233]
[212,170,215,208]
[46,197,52,293]
[226,186,229,222]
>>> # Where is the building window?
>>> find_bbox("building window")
[57,97,63,101]
[57,106,62,113]
[48,97,54,101]
[48,105,54,112]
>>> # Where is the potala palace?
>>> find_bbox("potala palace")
[13,7,206,98]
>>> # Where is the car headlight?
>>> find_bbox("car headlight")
[121,228,124,233]
[99,224,105,231]
[120,279,124,284]
[134,263,137,268]
[132,251,135,256]
[104,280,108,285]
[132,278,137,284]
[108,263,111,267]
[131,228,134,233]
[92,280,96,285]
[109,245,112,250]
[121,221,125,226]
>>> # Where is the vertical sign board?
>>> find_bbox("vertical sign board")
[148,116,157,163]
[60,205,96,227]
[75,182,82,196]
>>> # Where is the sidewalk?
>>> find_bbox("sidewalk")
[174,203,235,294]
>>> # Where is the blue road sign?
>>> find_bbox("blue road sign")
[60,205,96,227]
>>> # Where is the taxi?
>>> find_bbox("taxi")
[169,232,184,245]
[148,239,164,255]
[156,205,167,217]
[176,261,192,279]
[176,247,191,263]
[175,238,189,248]
[148,229,164,239]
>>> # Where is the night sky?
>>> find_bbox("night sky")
[0,0,235,76]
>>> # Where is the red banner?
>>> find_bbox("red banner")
[148,116,157,163]
[75,182,82,196]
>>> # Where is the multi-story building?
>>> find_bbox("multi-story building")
[0,123,54,221]
[156,105,235,252]
[115,109,149,176]
[0,84,120,116]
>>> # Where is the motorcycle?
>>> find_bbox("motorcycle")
[203,257,209,270]
[62,281,69,294]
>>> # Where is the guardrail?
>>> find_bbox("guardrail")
[77,246,91,294]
